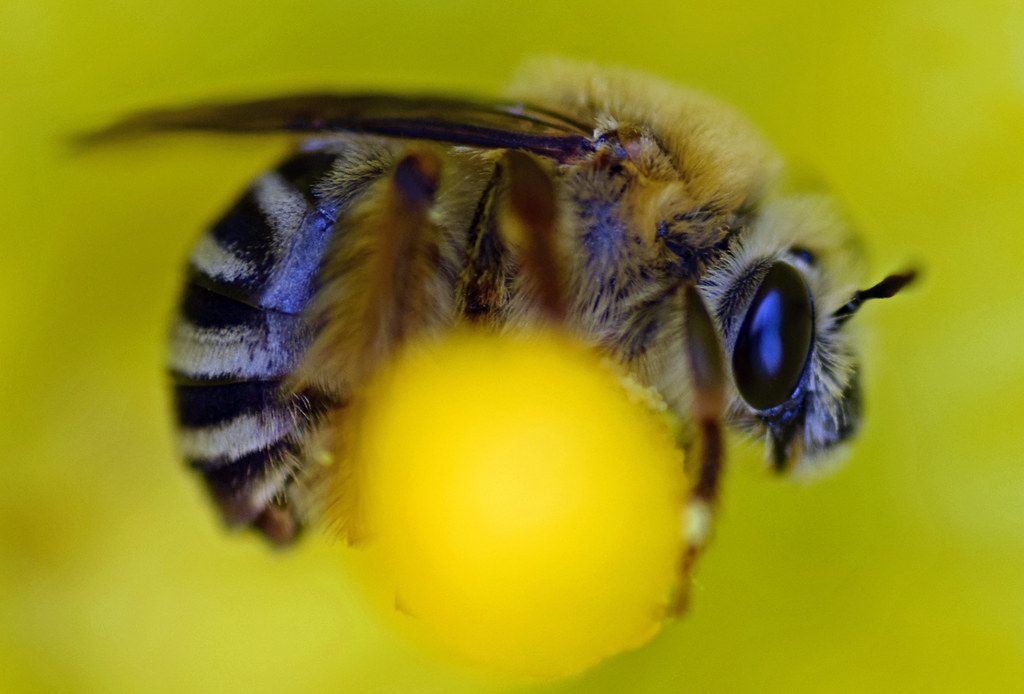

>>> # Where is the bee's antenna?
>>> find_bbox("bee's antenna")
[832,269,918,325]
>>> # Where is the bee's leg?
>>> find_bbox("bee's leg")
[296,146,451,392]
[292,147,456,538]
[671,283,727,614]
[502,150,568,323]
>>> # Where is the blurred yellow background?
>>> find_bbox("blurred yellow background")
[2,1,1023,692]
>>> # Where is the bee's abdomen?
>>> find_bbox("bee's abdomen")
[170,283,311,380]
[188,150,339,314]
[169,149,342,540]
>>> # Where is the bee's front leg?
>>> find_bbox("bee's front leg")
[671,283,727,614]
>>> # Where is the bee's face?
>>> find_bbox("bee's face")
[719,257,862,472]
[698,190,915,474]
[701,198,869,473]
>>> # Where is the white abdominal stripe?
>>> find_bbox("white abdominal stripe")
[170,148,346,527]
[172,374,317,522]
[168,279,313,516]
[189,233,258,284]
[168,318,307,381]
[168,282,311,382]
[188,165,340,315]
[178,409,296,465]
[194,436,295,497]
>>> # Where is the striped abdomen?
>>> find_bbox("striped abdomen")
[168,148,345,543]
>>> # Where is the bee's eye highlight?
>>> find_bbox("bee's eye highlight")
[732,262,814,410]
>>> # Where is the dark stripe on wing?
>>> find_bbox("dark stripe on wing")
[82,93,597,162]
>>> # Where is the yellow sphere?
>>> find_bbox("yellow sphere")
[339,329,685,680]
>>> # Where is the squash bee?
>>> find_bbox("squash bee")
[91,61,914,597]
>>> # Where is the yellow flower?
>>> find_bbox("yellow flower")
[338,329,686,680]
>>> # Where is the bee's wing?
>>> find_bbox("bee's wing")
[82,93,596,161]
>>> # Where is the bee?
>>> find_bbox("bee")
[91,61,913,594]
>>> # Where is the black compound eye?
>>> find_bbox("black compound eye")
[732,262,814,410]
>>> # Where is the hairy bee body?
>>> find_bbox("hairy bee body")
[148,62,912,546]
[169,149,345,539]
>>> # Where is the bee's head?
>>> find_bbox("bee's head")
[701,197,915,473]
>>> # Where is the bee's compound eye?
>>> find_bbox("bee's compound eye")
[732,262,814,410]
